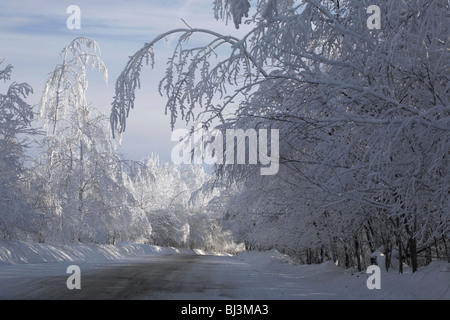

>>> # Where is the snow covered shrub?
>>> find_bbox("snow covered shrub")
[0,59,39,239]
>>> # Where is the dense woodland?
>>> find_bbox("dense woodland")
[1,0,449,273]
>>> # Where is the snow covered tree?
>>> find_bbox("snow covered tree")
[111,0,449,269]
[33,38,150,243]
[0,59,39,239]
[123,154,236,251]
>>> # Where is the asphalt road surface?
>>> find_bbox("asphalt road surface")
[1,253,341,300]
[3,255,205,299]
[2,254,315,300]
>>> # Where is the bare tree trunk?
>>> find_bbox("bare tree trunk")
[443,235,450,263]
[344,244,350,268]
[405,218,418,273]
[354,237,362,272]
[396,217,403,274]
[434,237,440,260]
[385,242,392,272]
[78,140,84,215]
[365,225,375,254]
[409,237,418,273]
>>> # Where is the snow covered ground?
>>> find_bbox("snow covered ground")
[0,240,449,300]
[235,250,450,300]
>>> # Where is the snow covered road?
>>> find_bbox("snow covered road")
[0,254,340,300]
[0,241,449,300]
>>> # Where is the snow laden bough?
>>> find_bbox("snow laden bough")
[110,0,449,273]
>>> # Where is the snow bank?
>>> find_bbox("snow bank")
[236,249,295,270]
[193,248,233,256]
[351,260,450,300]
[237,249,450,300]
[237,250,347,290]
[0,240,194,265]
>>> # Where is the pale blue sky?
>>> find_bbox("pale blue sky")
[0,0,248,162]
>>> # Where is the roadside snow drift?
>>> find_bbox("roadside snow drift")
[0,240,192,265]
[235,249,450,300]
